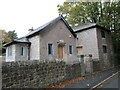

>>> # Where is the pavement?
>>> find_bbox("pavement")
[64,67,119,88]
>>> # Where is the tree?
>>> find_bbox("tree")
[0,30,18,55]
[57,1,120,65]
[0,30,11,55]
[58,2,119,29]
[7,30,18,40]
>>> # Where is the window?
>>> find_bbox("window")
[48,43,54,56]
[20,46,26,57]
[76,46,82,54]
[69,45,73,54]
[103,45,107,53]
[8,46,12,57]
[21,47,24,56]
[101,31,105,38]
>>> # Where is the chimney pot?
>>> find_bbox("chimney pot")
[28,27,34,31]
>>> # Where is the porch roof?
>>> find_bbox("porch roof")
[3,39,31,47]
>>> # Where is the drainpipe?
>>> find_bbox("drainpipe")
[28,44,31,60]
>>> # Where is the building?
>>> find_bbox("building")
[73,23,114,68]
[4,16,77,64]
[3,16,114,68]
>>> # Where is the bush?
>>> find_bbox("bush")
[114,53,120,65]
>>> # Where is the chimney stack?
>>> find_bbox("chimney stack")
[28,27,34,31]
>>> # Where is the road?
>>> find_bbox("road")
[64,68,119,88]
[102,75,120,88]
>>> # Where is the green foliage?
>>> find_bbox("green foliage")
[80,55,84,58]
[89,54,92,57]
[0,30,11,44]
[114,53,120,66]
[0,30,18,55]
[58,2,120,29]
[58,1,120,64]
[7,30,18,40]
[0,30,11,55]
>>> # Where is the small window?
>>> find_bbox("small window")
[101,31,105,38]
[8,46,12,57]
[20,46,27,57]
[103,45,107,53]
[21,47,24,56]
[48,43,54,56]
[69,45,73,54]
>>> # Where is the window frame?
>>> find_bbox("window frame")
[101,30,105,38]
[20,46,24,56]
[69,45,73,54]
[20,46,26,57]
[47,43,54,56]
[103,45,107,53]
[8,46,12,57]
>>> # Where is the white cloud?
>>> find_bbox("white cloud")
[0,0,65,38]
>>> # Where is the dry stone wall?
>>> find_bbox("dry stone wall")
[93,61,101,72]
[2,60,81,88]
[65,63,81,80]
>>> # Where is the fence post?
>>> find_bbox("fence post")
[89,54,93,73]
[79,55,85,77]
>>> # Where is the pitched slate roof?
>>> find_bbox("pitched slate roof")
[73,23,110,33]
[3,38,31,47]
[25,15,76,38]
[3,16,76,47]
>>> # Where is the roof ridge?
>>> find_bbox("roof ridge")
[24,15,76,38]
[25,16,62,38]
[73,23,110,33]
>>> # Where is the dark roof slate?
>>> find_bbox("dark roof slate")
[3,38,31,47]
[3,16,76,47]
[73,23,110,33]
[25,15,76,38]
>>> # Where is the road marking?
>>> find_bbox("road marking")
[90,71,120,90]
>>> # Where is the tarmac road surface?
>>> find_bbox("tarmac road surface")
[64,68,119,88]
[102,75,120,88]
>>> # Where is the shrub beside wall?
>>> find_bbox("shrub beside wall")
[2,60,81,88]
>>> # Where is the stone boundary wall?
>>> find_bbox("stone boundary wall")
[2,60,81,88]
[66,63,81,80]
[93,61,101,72]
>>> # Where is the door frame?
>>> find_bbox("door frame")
[57,44,64,59]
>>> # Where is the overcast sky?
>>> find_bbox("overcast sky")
[0,0,66,38]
